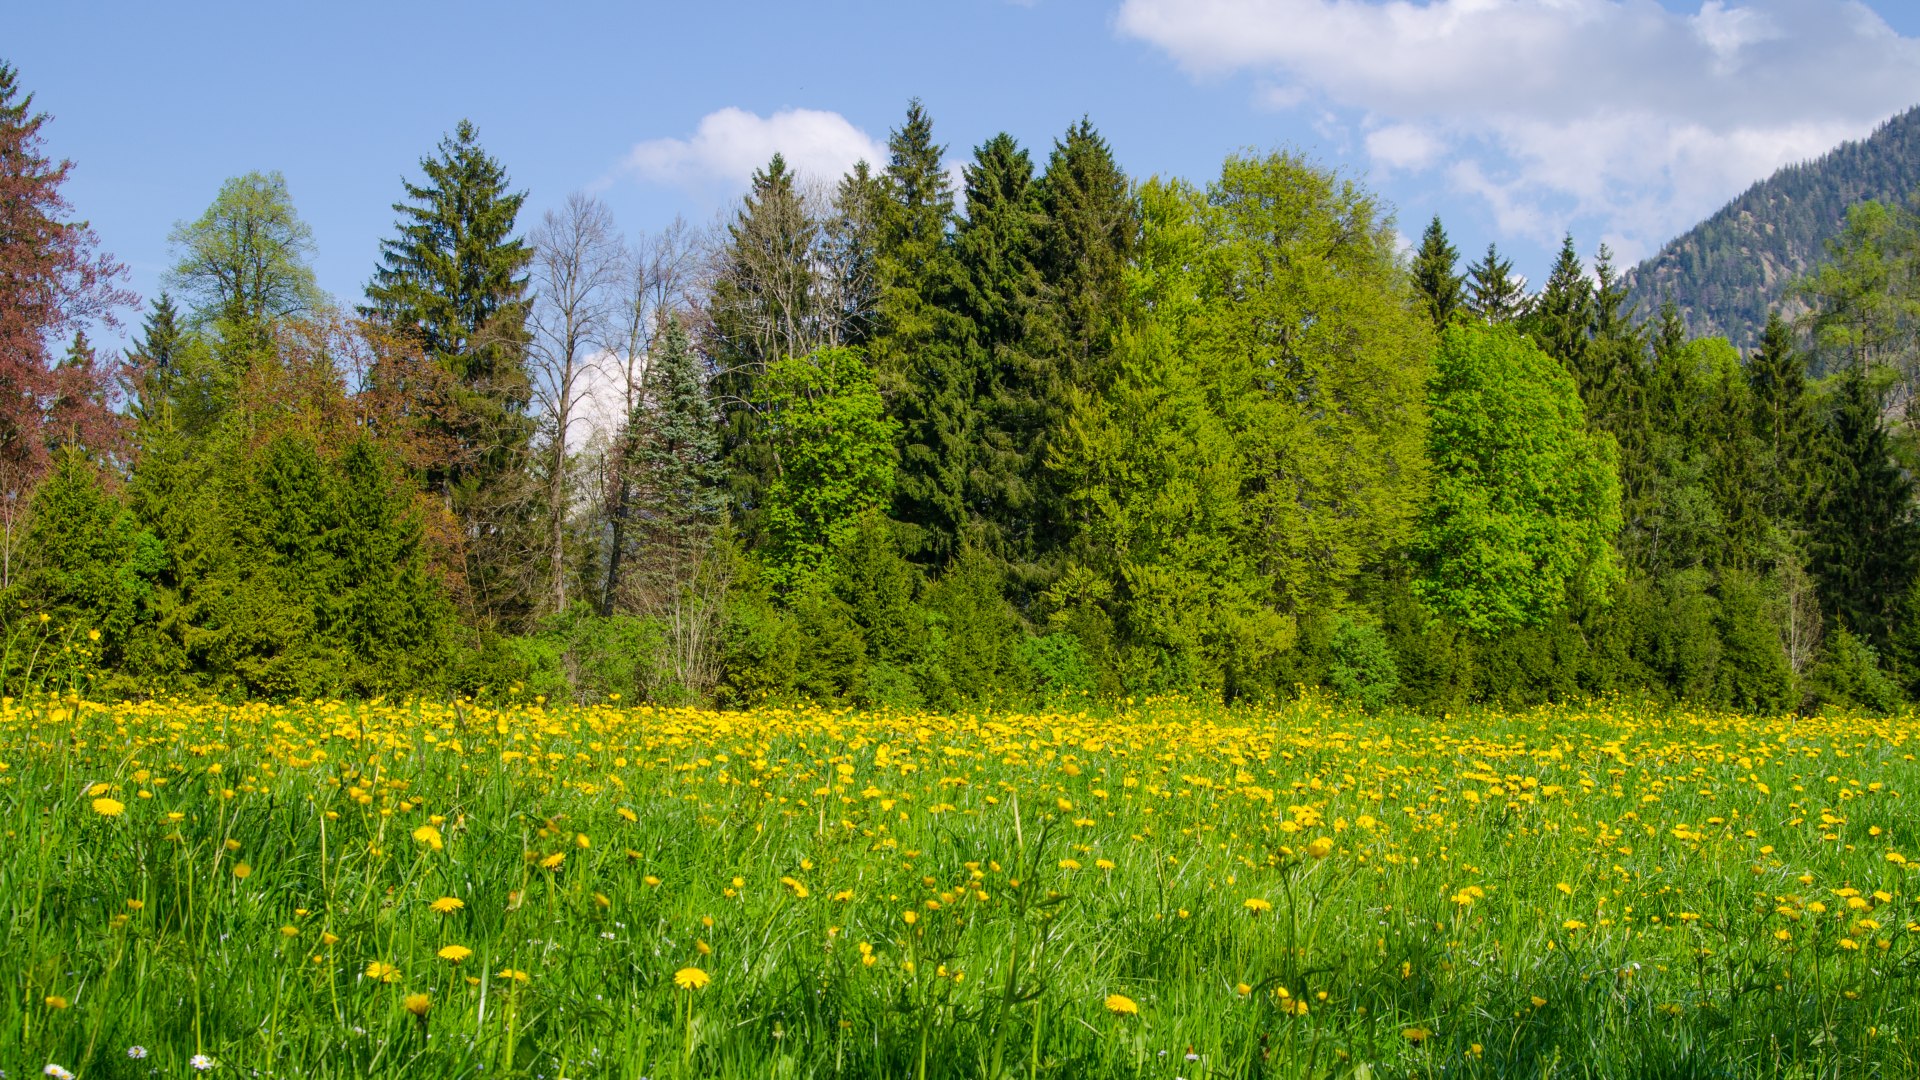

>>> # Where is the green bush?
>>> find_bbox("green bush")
[1327,618,1400,711]
[1807,628,1902,713]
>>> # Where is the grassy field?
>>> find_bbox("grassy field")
[3,696,1918,1079]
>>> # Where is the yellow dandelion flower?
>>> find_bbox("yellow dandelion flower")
[438,945,473,963]
[403,992,431,1017]
[495,968,529,983]
[365,961,402,983]
[675,966,711,990]
[429,896,464,914]
[45,995,69,1009]
[1104,993,1140,1016]
[91,797,126,817]
[232,863,252,880]
[1244,897,1273,914]
[1305,836,1334,859]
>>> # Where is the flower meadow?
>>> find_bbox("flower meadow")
[4,698,1920,1079]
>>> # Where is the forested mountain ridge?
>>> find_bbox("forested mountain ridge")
[1627,105,1920,350]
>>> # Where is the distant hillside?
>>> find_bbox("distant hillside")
[1626,106,1920,351]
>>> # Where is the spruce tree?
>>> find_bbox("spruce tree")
[1410,215,1464,330]
[1526,235,1592,374]
[126,293,184,425]
[954,133,1049,572]
[1465,242,1530,323]
[1032,119,1137,386]
[1747,310,1815,525]
[5,446,155,667]
[1029,119,1138,560]
[1811,370,1919,646]
[360,122,537,627]
[870,100,975,561]
[710,154,820,546]
[821,160,885,348]
[328,439,457,694]
[604,313,722,613]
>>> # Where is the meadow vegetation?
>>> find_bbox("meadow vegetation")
[5,693,1919,1079]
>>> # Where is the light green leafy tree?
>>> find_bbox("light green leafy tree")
[1414,322,1622,635]
[167,171,323,365]
[758,347,898,591]
[1057,156,1432,694]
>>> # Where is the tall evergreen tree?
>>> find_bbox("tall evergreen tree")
[954,133,1049,572]
[1029,119,1138,563]
[1525,235,1592,374]
[361,120,536,514]
[1811,370,1919,646]
[1465,242,1530,324]
[820,160,885,349]
[125,293,184,424]
[870,100,975,561]
[710,154,820,545]
[1410,215,1465,330]
[1032,119,1138,391]
[604,313,722,614]
[1747,310,1816,526]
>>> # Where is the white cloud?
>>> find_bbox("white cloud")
[1117,0,1920,253]
[625,107,887,192]
[1365,123,1446,172]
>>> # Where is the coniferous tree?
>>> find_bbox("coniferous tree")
[1029,119,1138,562]
[1747,310,1816,525]
[125,293,185,425]
[1410,215,1465,330]
[4,446,158,668]
[604,314,722,614]
[1465,242,1530,324]
[361,121,535,513]
[1585,246,1650,513]
[1698,341,1766,570]
[954,133,1049,573]
[820,160,885,349]
[329,438,458,694]
[710,154,820,545]
[1526,235,1592,374]
[870,100,975,561]
[1811,370,1918,646]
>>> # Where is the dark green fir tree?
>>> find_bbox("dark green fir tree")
[1465,242,1530,324]
[1410,215,1465,331]
[1811,370,1919,646]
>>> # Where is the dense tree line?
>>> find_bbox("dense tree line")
[4,60,1915,712]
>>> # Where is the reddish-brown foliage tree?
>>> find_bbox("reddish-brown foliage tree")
[0,61,135,574]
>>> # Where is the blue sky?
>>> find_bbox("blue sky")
[17,0,1920,346]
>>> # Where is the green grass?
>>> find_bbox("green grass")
[3,695,1919,1078]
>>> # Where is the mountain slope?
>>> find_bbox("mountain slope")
[1626,106,1920,350]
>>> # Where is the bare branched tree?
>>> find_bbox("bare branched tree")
[529,192,624,614]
